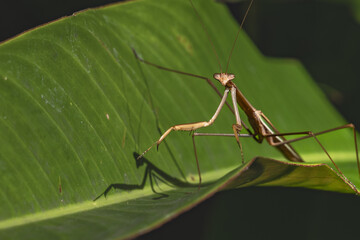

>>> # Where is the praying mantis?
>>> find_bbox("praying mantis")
[135,0,360,187]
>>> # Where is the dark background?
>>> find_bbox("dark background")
[1,0,359,239]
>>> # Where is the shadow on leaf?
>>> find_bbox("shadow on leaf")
[94,152,212,201]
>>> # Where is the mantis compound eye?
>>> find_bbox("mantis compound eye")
[213,73,221,80]
[228,74,235,80]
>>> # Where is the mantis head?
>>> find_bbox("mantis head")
[213,73,235,86]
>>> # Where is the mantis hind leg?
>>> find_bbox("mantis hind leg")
[264,123,359,182]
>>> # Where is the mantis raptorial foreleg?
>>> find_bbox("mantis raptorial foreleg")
[137,88,230,160]
[230,86,245,162]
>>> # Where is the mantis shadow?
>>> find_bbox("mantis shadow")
[132,49,187,182]
[94,152,206,201]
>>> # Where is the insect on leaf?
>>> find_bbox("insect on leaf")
[0,0,358,239]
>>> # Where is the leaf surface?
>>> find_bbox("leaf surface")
[0,0,358,239]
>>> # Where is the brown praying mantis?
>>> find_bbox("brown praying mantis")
[135,0,360,187]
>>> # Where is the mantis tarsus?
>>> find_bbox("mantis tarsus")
[135,0,360,188]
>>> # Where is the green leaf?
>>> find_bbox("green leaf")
[0,0,358,239]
